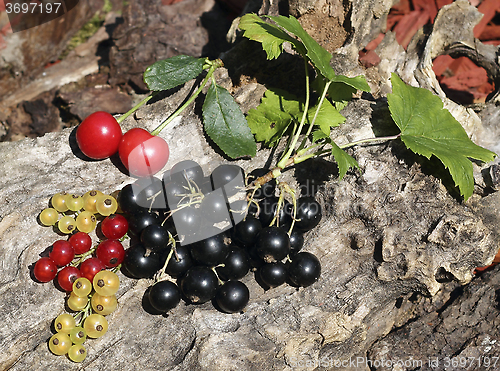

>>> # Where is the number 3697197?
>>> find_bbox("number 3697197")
[6,2,62,14]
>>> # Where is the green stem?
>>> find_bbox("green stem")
[298,80,332,152]
[116,93,158,124]
[339,134,401,149]
[150,61,221,136]
[276,59,311,169]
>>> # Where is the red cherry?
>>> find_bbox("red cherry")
[96,239,126,268]
[33,257,58,283]
[57,266,81,291]
[118,128,169,177]
[79,258,105,282]
[68,232,92,254]
[101,214,129,240]
[76,111,122,159]
[49,240,75,267]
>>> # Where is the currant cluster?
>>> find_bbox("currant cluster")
[34,190,129,362]
[48,270,120,362]
[39,190,119,234]
[118,160,322,314]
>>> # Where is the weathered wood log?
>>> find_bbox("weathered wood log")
[0,1,499,370]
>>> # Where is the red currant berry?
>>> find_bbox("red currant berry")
[118,128,169,177]
[33,257,58,283]
[95,240,125,268]
[49,240,75,267]
[79,258,105,282]
[76,111,122,160]
[100,214,129,240]
[57,266,81,292]
[69,232,92,255]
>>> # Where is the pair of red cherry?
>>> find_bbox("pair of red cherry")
[75,111,169,177]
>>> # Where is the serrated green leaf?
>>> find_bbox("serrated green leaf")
[267,15,334,80]
[202,83,256,158]
[331,141,359,180]
[312,130,328,142]
[388,73,497,200]
[247,88,303,146]
[143,55,205,91]
[307,98,345,135]
[238,14,301,60]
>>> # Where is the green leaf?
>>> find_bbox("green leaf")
[238,14,301,60]
[307,98,345,135]
[267,15,334,80]
[312,130,328,142]
[331,141,359,180]
[203,83,257,158]
[143,55,205,91]
[388,73,497,200]
[330,74,371,92]
[247,88,303,146]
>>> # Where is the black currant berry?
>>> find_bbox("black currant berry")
[255,226,290,263]
[216,247,250,281]
[259,262,288,288]
[164,180,188,209]
[200,191,230,225]
[189,233,230,267]
[211,164,244,196]
[148,280,181,312]
[122,244,162,279]
[259,197,292,228]
[128,211,160,236]
[170,160,204,187]
[179,266,219,304]
[288,252,321,287]
[295,197,322,232]
[141,224,169,250]
[172,206,202,237]
[215,281,250,313]
[135,177,167,210]
[161,245,193,278]
[118,184,143,214]
[289,230,304,255]
[232,216,262,248]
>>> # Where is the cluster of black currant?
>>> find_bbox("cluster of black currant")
[118,160,322,314]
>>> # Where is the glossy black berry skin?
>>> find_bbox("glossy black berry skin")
[170,160,204,187]
[148,280,181,312]
[247,168,276,199]
[179,266,219,304]
[255,226,290,263]
[259,197,292,229]
[189,234,230,267]
[164,180,188,208]
[215,281,249,313]
[232,216,262,248]
[216,247,250,281]
[295,197,322,232]
[162,245,193,278]
[118,184,144,214]
[211,164,244,196]
[122,244,162,279]
[259,262,288,288]
[288,252,321,287]
[135,177,166,210]
[141,224,169,250]
[128,211,160,236]
[289,230,304,255]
